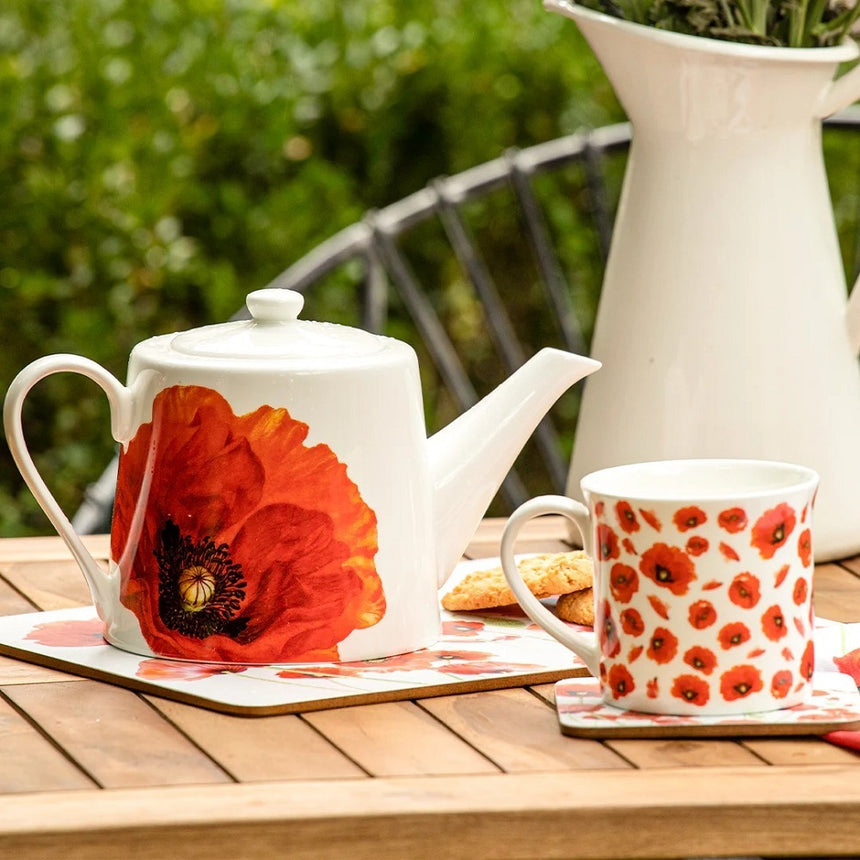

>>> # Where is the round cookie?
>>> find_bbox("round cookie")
[441,551,593,611]
[555,588,594,627]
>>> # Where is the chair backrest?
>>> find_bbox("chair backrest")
[71,112,860,534]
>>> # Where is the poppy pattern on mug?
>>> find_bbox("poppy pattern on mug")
[595,497,815,712]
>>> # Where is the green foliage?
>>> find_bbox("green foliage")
[580,0,860,46]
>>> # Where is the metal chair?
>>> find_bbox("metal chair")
[71,113,860,534]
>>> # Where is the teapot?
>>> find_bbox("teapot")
[4,289,599,664]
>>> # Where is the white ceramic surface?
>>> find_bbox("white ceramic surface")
[501,459,820,716]
[546,0,860,561]
[3,288,600,664]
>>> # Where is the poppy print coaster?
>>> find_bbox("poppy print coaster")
[0,560,592,716]
[555,671,860,738]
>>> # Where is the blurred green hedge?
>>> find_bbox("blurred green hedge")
[1,0,858,536]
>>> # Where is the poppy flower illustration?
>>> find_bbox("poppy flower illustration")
[597,524,620,561]
[774,565,790,587]
[609,563,638,603]
[684,645,717,675]
[442,620,486,638]
[718,622,751,650]
[607,664,635,699]
[628,644,644,662]
[800,640,815,682]
[599,600,621,659]
[673,506,707,532]
[688,600,717,630]
[797,529,812,567]
[750,503,796,559]
[718,507,747,534]
[720,664,763,701]
[137,659,249,682]
[833,648,860,684]
[718,542,740,562]
[25,618,106,648]
[619,607,645,636]
[111,385,384,663]
[686,536,709,557]
[646,626,679,664]
[793,578,808,606]
[595,501,605,517]
[702,580,722,591]
[728,572,761,609]
[615,500,640,534]
[671,674,710,706]
[648,595,670,620]
[640,543,697,596]
[622,537,637,556]
[639,508,662,531]
[771,669,793,698]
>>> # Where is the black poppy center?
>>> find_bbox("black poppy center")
[655,565,672,582]
[771,524,786,543]
[682,688,699,701]
[154,519,248,639]
[734,682,751,695]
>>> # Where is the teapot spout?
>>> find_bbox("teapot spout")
[428,348,600,585]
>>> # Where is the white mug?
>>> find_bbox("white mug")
[501,459,819,715]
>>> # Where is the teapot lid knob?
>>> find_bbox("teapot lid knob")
[246,289,304,323]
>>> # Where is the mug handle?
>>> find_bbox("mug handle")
[500,494,601,676]
[3,355,135,608]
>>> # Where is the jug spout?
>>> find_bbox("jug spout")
[428,348,600,585]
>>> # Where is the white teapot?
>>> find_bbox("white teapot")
[4,289,599,664]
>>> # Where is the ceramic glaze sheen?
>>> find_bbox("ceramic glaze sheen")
[547,1,860,561]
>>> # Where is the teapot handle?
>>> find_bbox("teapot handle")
[3,355,135,600]
[817,63,860,118]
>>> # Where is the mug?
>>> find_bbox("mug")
[500,459,819,715]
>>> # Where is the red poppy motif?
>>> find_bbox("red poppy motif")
[648,595,670,620]
[607,664,635,699]
[688,600,717,630]
[615,501,640,534]
[702,580,722,591]
[781,646,794,661]
[597,524,620,561]
[646,677,659,698]
[673,506,707,532]
[683,646,717,675]
[720,664,763,701]
[137,660,249,681]
[718,622,751,650]
[793,578,808,606]
[599,601,621,659]
[800,640,815,681]
[671,674,710,706]
[442,620,486,638]
[622,537,637,556]
[774,565,790,587]
[595,501,605,517]
[646,626,679,664]
[628,645,644,663]
[640,544,697,595]
[639,509,662,531]
[619,608,645,636]
[771,670,793,698]
[685,536,709,556]
[25,618,106,648]
[728,572,761,609]
[111,385,384,663]
[833,648,860,684]
[719,542,740,562]
[609,563,639,603]
[718,507,747,534]
[750,503,796,559]
[797,529,812,567]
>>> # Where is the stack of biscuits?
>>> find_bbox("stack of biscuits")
[441,551,594,626]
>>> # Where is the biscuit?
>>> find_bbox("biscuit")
[555,588,594,627]
[441,551,593,611]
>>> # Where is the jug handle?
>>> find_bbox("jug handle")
[3,355,135,598]
[816,63,860,119]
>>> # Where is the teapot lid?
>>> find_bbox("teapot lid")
[169,289,386,363]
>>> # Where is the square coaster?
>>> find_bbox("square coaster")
[555,672,860,738]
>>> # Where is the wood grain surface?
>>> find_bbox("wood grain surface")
[0,520,857,859]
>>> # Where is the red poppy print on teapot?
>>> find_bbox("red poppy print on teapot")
[501,459,819,716]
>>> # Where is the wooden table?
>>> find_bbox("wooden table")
[0,517,858,859]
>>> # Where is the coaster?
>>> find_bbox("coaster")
[0,557,592,715]
[555,673,860,738]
